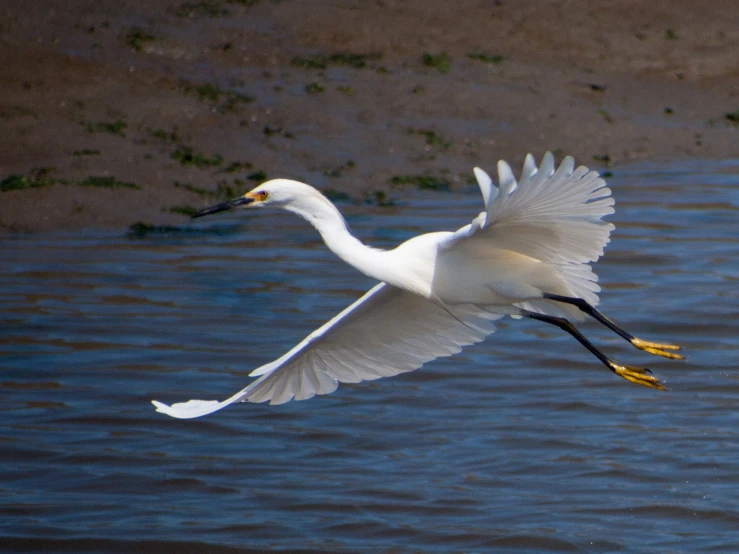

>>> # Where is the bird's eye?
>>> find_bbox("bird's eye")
[258,191,269,200]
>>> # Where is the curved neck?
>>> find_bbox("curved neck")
[284,193,393,282]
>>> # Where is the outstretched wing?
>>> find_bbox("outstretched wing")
[444,152,615,308]
[153,283,502,418]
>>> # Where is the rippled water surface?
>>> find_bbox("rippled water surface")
[1,161,738,553]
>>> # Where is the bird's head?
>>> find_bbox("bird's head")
[192,179,316,218]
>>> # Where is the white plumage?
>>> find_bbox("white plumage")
[153,152,679,419]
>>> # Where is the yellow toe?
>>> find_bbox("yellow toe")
[611,363,667,391]
[631,338,684,360]
[640,346,685,360]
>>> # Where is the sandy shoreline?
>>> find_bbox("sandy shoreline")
[1,0,737,234]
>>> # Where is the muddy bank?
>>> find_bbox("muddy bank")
[1,0,737,233]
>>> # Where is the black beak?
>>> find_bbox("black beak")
[192,196,254,218]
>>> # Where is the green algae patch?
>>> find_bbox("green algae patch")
[409,128,452,150]
[263,126,294,138]
[78,176,140,189]
[1,168,56,192]
[467,53,504,64]
[171,146,223,168]
[2,170,140,192]
[87,119,128,136]
[364,190,396,207]
[73,148,101,156]
[221,161,253,173]
[391,174,451,192]
[125,28,155,51]
[247,170,267,182]
[169,206,198,217]
[1,174,52,192]
[152,128,182,142]
[305,82,325,94]
[176,180,252,201]
[291,52,383,70]
[194,83,223,102]
[322,189,351,202]
[181,81,255,112]
[422,52,451,74]
[174,181,216,198]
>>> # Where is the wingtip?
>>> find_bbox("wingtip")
[522,153,537,180]
[151,400,171,414]
[151,398,225,419]
[473,167,495,209]
[497,160,517,194]
[541,151,555,176]
[559,155,575,175]
[473,166,491,184]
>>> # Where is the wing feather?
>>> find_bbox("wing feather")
[443,152,615,308]
[474,167,495,209]
[152,284,502,418]
[497,160,518,195]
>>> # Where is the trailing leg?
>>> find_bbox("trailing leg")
[522,310,666,391]
[542,293,684,360]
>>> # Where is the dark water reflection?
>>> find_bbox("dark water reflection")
[1,161,738,553]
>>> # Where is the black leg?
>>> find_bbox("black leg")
[542,293,684,360]
[522,309,666,390]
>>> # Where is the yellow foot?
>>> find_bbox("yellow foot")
[631,337,684,360]
[610,363,667,391]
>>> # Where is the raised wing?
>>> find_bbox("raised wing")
[153,284,502,418]
[444,152,615,308]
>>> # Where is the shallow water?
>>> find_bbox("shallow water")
[1,161,738,553]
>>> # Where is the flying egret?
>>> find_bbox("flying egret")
[152,152,683,419]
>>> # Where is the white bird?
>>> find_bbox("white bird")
[152,152,682,419]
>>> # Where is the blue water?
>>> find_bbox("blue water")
[1,161,738,553]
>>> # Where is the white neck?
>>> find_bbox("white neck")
[283,191,397,284]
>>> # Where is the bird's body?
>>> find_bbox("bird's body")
[153,153,683,419]
[366,233,568,309]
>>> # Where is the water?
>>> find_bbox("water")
[1,161,738,553]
